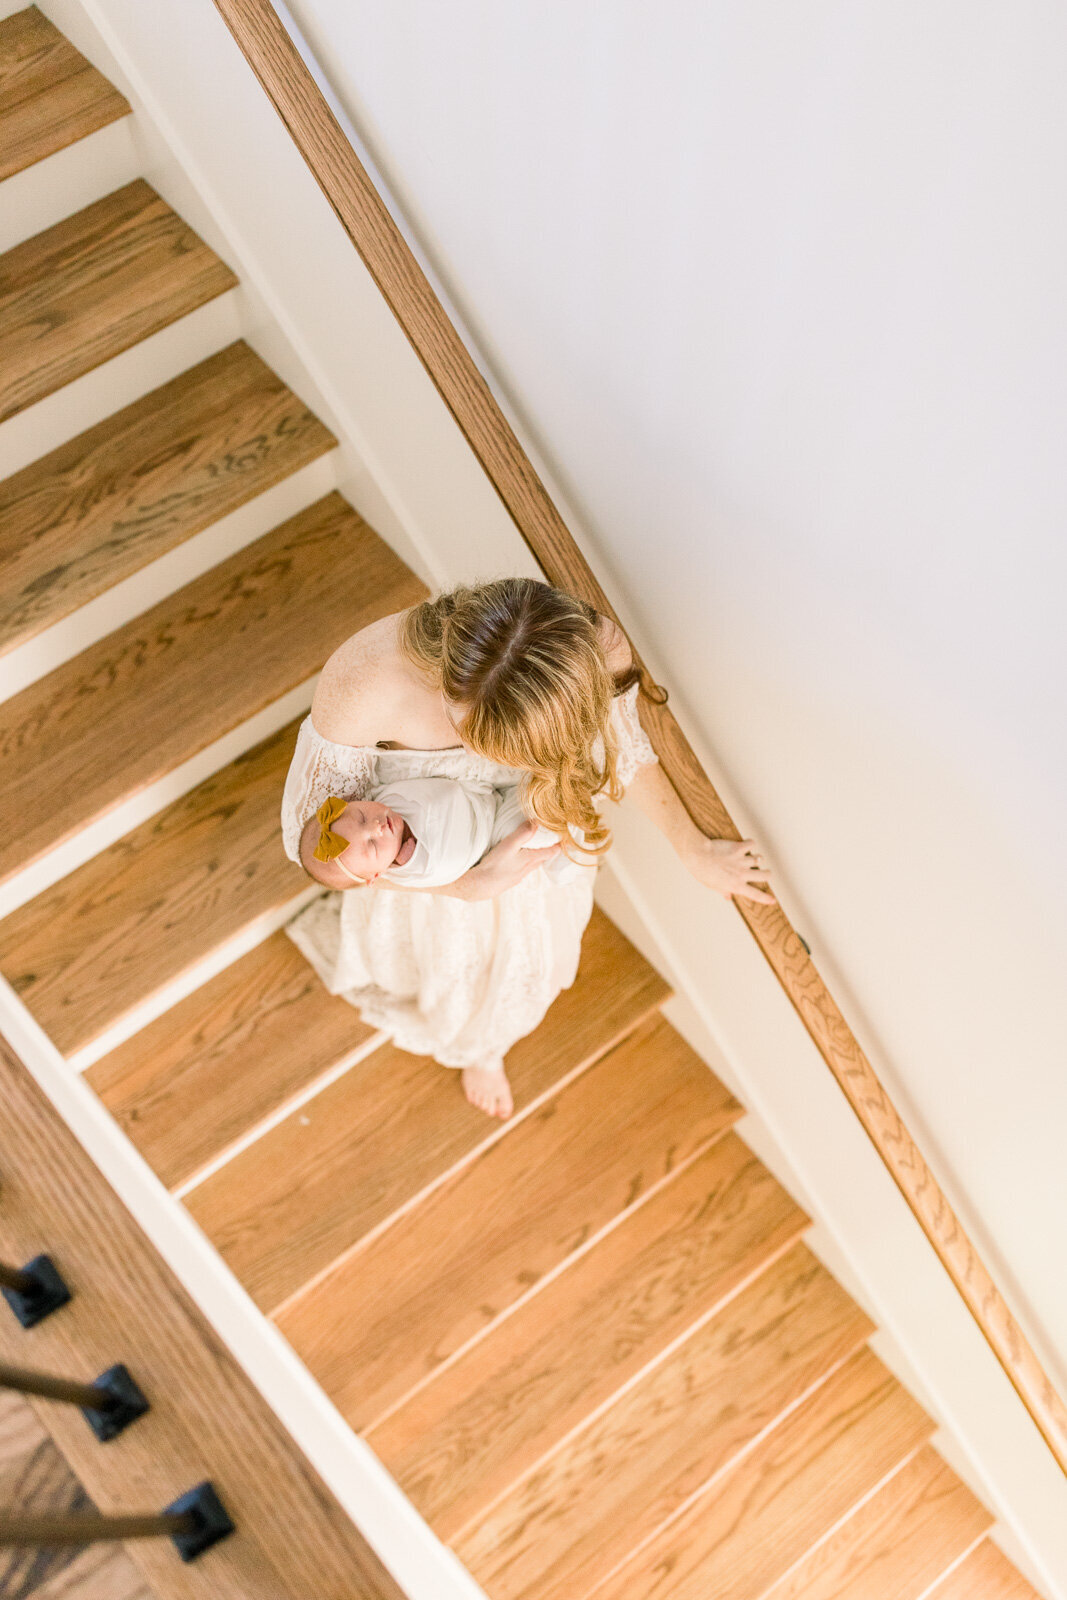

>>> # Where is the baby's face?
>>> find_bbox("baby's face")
[330,800,405,882]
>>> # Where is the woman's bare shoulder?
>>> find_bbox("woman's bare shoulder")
[596,613,633,676]
[311,613,412,744]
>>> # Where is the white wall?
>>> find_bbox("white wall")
[288,0,1067,1382]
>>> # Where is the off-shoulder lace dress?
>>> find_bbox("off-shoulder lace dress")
[280,683,658,1074]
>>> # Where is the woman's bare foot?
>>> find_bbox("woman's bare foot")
[461,1065,514,1119]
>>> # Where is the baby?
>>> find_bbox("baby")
[298,776,587,891]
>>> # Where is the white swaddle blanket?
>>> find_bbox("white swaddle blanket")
[370,775,585,889]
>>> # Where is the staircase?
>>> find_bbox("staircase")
[0,8,1048,1599]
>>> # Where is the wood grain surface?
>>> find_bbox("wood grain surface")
[454,1242,872,1600]
[0,1036,406,1599]
[0,1391,154,1600]
[366,1132,807,1538]
[0,491,424,887]
[926,1539,1044,1600]
[276,1012,741,1431]
[210,0,1067,1479]
[592,1346,932,1600]
[0,722,307,1055]
[760,1442,990,1600]
[0,180,237,422]
[0,6,130,183]
[188,908,668,1312]
[87,932,373,1191]
[0,340,336,655]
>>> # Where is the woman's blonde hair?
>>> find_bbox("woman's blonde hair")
[401,578,652,854]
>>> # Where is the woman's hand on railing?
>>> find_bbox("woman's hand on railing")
[625,760,773,904]
[680,835,775,905]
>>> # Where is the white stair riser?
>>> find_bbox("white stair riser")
[68,885,322,1075]
[0,287,242,475]
[0,115,140,252]
[0,448,340,700]
[0,673,317,925]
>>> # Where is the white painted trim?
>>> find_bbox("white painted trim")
[0,981,489,1600]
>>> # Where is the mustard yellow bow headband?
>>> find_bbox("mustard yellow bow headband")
[314,795,350,862]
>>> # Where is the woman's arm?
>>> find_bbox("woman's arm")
[599,618,773,905]
[624,757,773,905]
[373,822,560,902]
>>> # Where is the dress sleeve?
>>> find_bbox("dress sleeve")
[280,716,378,863]
[610,682,659,791]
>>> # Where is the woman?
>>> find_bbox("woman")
[281,579,770,1118]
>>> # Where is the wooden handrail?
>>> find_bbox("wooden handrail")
[212,0,1067,1478]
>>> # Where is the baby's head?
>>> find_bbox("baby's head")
[299,795,405,889]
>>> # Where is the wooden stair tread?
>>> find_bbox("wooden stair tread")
[186,908,669,1313]
[0,721,307,1056]
[366,1132,808,1539]
[0,7,130,183]
[455,1241,872,1600]
[926,1539,1044,1600]
[591,1345,933,1600]
[277,1012,742,1432]
[0,491,424,890]
[0,341,337,655]
[760,1442,991,1600]
[87,931,374,1191]
[0,179,237,422]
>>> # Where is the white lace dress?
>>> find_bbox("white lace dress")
[280,683,657,1073]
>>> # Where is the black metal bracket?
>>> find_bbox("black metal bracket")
[82,1364,150,1442]
[1,1255,72,1328]
[164,1481,235,1561]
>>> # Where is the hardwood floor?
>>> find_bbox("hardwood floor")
[0,9,1050,1600]
[0,1392,153,1600]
